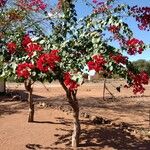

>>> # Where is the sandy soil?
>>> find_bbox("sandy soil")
[0,80,150,150]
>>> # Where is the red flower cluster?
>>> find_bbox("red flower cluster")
[64,72,79,91]
[57,0,63,9]
[25,43,43,56]
[87,55,106,72]
[22,34,32,47]
[92,0,112,14]
[37,50,61,72]
[22,34,43,56]
[6,42,16,54]
[92,0,98,3]
[17,0,47,12]
[128,71,149,94]
[111,54,128,64]
[94,6,107,14]
[16,63,34,79]
[108,25,120,33]
[130,6,150,30]
[126,38,144,55]
[0,0,6,7]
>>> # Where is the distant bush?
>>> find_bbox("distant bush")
[132,59,150,75]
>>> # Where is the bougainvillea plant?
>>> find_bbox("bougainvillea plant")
[1,0,150,148]
[0,0,48,122]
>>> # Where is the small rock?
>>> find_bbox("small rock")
[91,116,103,125]
[120,122,128,129]
[127,127,133,132]
[84,113,90,118]
[103,119,111,124]
[80,112,85,117]
[38,102,47,108]
[111,122,117,126]
[62,109,65,112]
[11,95,21,101]
[42,102,47,107]
[58,106,63,110]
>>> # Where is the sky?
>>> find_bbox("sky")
[48,0,150,61]
[75,0,150,61]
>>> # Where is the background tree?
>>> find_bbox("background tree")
[132,59,150,75]
[0,0,48,122]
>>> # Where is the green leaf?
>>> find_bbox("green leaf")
[109,66,113,71]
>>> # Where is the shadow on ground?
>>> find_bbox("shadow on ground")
[0,101,28,116]
[26,118,150,150]
[0,89,45,102]
[79,126,150,150]
[0,89,46,116]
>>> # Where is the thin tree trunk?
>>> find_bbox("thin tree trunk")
[28,88,34,122]
[59,80,81,147]
[0,78,6,94]
[72,103,80,147]
[24,79,34,122]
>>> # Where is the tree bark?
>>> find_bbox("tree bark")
[72,102,80,147]
[0,78,6,94]
[59,80,80,147]
[24,79,34,122]
[28,88,34,122]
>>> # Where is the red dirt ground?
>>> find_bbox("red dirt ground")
[0,80,150,150]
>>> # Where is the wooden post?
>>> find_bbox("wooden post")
[103,78,106,100]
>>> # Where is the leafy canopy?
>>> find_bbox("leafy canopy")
[0,0,150,93]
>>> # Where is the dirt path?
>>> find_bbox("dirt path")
[0,81,150,149]
[0,107,73,150]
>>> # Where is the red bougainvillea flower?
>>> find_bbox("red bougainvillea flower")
[94,6,107,14]
[93,0,112,14]
[22,34,32,47]
[36,53,50,72]
[64,72,79,91]
[6,42,16,54]
[126,38,144,55]
[111,54,128,64]
[25,43,43,56]
[37,50,61,72]
[92,0,98,3]
[16,63,34,79]
[57,0,63,9]
[128,71,149,94]
[139,71,149,84]
[130,6,150,31]
[108,25,120,33]
[0,0,6,7]
[17,0,47,12]
[49,49,61,62]
[87,54,106,72]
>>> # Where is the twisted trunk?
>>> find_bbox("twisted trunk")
[24,79,34,122]
[59,80,80,147]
